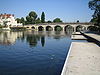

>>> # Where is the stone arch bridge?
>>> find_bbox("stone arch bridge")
[23,23,94,32]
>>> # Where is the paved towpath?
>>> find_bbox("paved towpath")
[85,33,100,41]
[71,35,87,40]
[61,33,100,75]
[71,32,87,40]
[61,42,100,75]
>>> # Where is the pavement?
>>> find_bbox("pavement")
[61,33,100,75]
[71,35,87,40]
[71,32,87,40]
[61,42,100,75]
[72,32,82,35]
[85,33,100,42]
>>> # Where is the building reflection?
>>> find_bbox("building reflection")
[0,31,23,45]
[0,30,71,47]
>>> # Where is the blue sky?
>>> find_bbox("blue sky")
[0,0,93,22]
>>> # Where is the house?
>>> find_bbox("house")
[0,13,22,27]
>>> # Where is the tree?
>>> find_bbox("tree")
[77,20,79,23]
[53,18,62,23]
[20,17,25,25]
[29,11,37,20]
[3,21,9,27]
[41,12,45,23]
[47,20,52,23]
[26,16,32,24]
[36,17,41,24]
[90,17,98,23]
[16,18,21,23]
[0,24,3,28]
[26,11,37,24]
[88,0,100,27]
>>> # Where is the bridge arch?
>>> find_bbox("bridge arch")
[54,25,62,31]
[46,26,53,31]
[87,26,98,31]
[76,25,86,32]
[64,25,74,31]
[38,26,44,31]
[27,27,29,28]
[31,26,35,29]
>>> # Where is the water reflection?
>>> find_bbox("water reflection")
[41,35,45,47]
[0,30,72,47]
[0,30,72,75]
[0,31,22,45]
[26,33,40,47]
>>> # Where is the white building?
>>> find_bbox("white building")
[0,13,22,27]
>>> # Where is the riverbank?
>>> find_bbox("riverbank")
[61,32,100,75]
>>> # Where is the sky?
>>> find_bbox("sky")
[0,0,93,22]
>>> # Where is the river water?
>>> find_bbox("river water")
[0,30,72,75]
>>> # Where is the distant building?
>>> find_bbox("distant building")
[0,13,22,27]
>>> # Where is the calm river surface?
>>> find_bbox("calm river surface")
[0,30,72,75]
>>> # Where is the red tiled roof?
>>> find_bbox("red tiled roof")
[0,14,14,18]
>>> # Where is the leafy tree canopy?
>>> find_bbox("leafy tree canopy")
[20,17,25,25]
[77,20,79,23]
[47,20,52,23]
[29,11,37,20]
[36,17,41,24]
[88,0,100,26]
[16,18,21,23]
[53,18,62,23]
[26,11,38,24]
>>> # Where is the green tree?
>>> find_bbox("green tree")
[88,0,100,27]
[29,11,37,20]
[53,18,62,23]
[41,12,45,23]
[3,21,9,27]
[0,24,3,28]
[26,11,37,24]
[77,20,79,23]
[90,17,98,23]
[26,16,31,24]
[47,20,52,23]
[20,17,25,25]
[36,17,41,24]
[16,18,21,23]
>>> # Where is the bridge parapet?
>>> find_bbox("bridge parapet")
[24,22,93,26]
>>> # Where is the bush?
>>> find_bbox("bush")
[88,26,98,31]
[55,27,62,31]
[0,25,3,28]
[10,27,26,30]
